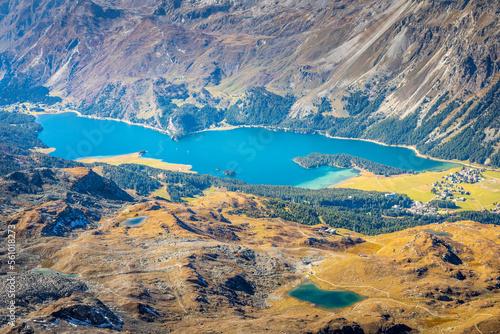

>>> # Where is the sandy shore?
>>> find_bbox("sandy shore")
[32,147,56,154]
[78,152,195,173]
[69,110,172,135]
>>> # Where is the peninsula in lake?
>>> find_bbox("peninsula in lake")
[294,152,408,176]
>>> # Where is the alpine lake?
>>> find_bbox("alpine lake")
[37,112,454,189]
[288,281,364,310]
[35,112,458,310]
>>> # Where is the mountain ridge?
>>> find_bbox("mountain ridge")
[2,0,500,165]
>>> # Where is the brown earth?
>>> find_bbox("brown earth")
[0,170,499,333]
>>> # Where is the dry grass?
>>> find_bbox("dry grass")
[78,152,194,173]
[32,147,56,154]
[335,167,464,203]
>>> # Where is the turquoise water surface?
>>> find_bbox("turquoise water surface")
[422,229,453,237]
[36,112,454,188]
[289,281,364,309]
[120,216,148,227]
[32,268,79,278]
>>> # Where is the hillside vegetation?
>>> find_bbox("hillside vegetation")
[294,152,407,176]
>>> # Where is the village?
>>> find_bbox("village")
[388,167,500,215]
[430,167,483,200]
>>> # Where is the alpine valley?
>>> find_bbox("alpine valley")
[1,0,500,333]
[1,0,500,164]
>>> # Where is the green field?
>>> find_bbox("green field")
[400,185,436,202]
[337,168,462,203]
[455,197,483,211]
[152,186,171,200]
[461,182,500,210]
[483,170,500,179]
[336,166,500,212]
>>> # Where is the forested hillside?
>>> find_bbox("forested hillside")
[294,153,407,175]
[93,163,500,235]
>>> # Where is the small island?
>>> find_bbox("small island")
[293,153,407,176]
[223,170,237,177]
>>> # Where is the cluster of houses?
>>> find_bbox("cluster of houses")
[383,167,500,215]
[314,226,338,235]
[445,168,483,184]
[491,204,500,214]
[406,200,438,215]
[386,192,437,215]
[431,168,484,201]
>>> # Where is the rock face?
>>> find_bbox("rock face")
[48,297,123,331]
[0,273,88,309]
[1,1,500,164]
[66,167,134,202]
[13,200,92,237]
[0,167,133,237]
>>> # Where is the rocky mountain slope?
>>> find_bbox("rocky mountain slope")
[1,0,500,164]
[0,167,133,237]
[1,167,499,333]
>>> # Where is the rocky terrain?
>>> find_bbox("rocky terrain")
[0,167,499,333]
[1,0,500,164]
[1,1,500,331]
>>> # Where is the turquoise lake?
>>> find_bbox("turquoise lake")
[37,112,454,188]
[120,216,148,227]
[422,229,453,238]
[33,268,78,278]
[288,281,364,309]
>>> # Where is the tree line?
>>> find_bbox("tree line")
[294,152,407,176]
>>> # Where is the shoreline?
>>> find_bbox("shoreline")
[68,109,173,136]
[37,109,497,172]
[322,134,500,171]
[323,133,453,167]
[293,156,381,175]
[190,125,481,171]
[77,151,195,173]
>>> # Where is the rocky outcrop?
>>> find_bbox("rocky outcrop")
[0,273,88,309]
[123,302,161,323]
[66,167,133,202]
[401,232,469,267]
[2,168,56,195]
[0,167,134,237]
[12,200,92,237]
[313,317,414,333]
[300,236,364,251]
[48,296,123,330]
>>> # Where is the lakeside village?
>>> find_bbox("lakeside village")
[387,167,497,215]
